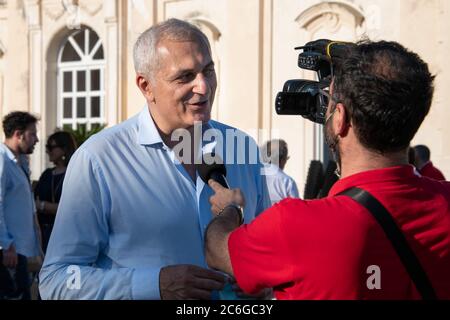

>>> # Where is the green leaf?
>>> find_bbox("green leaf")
[63,124,106,147]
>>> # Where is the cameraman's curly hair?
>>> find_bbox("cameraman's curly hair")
[333,40,435,153]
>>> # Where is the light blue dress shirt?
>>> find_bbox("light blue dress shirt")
[0,143,40,257]
[39,107,270,300]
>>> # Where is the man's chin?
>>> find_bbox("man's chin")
[191,113,211,124]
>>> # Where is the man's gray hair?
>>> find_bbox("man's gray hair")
[261,139,289,164]
[133,18,211,80]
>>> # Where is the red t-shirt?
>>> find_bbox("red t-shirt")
[228,165,450,299]
[419,162,446,181]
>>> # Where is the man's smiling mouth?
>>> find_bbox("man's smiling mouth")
[187,100,208,108]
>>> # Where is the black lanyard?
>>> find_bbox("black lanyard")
[338,187,437,300]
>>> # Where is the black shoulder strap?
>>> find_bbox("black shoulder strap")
[338,187,437,300]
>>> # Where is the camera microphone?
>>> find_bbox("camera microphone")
[196,154,230,189]
[297,39,354,59]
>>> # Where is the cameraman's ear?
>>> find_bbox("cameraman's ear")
[334,103,350,135]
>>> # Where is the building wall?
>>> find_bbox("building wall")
[0,0,448,189]
[0,0,29,116]
[400,0,450,178]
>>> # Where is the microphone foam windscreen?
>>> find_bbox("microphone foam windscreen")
[196,154,227,184]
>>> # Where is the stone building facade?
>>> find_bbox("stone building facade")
[0,0,449,194]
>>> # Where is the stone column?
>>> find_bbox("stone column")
[104,0,119,126]
[24,0,43,180]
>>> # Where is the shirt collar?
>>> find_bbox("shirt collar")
[200,121,218,154]
[0,143,30,176]
[137,105,218,152]
[329,165,417,196]
[1,143,17,162]
[137,105,164,146]
[0,143,28,165]
[262,163,282,175]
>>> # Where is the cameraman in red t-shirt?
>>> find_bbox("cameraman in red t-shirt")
[205,40,450,300]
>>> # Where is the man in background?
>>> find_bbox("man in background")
[0,111,41,300]
[261,139,299,205]
[414,144,446,181]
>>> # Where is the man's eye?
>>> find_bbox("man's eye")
[178,73,195,82]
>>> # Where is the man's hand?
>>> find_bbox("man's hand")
[208,180,245,215]
[35,199,41,212]
[159,264,227,300]
[2,244,18,268]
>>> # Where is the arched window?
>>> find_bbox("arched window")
[57,27,105,131]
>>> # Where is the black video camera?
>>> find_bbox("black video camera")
[275,39,354,124]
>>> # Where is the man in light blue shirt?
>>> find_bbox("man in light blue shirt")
[39,19,270,300]
[0,111,41,299]
[261,139,299,205]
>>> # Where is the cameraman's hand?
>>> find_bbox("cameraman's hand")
[208,180,245,215]
[159,264,227,300]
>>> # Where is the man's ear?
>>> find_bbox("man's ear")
[136,74,155,103]
[13,129,24,141]
[334,103,350,136]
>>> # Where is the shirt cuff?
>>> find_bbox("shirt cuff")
[131,267,161,300]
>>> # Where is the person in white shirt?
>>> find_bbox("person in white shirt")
[261,139,299,205]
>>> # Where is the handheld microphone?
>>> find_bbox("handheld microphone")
[197,154,244,225]
[196,154,229,189]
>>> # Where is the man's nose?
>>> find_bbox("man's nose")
[193,73,210,95]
